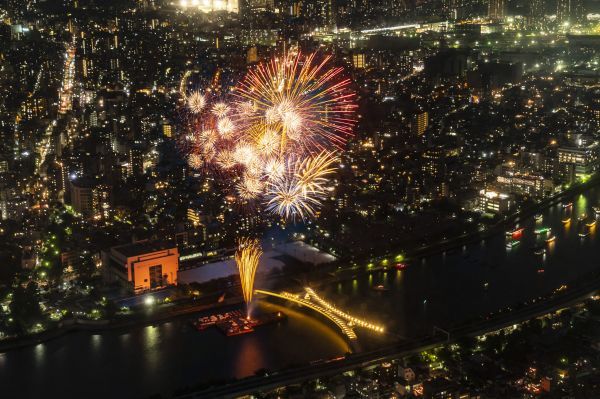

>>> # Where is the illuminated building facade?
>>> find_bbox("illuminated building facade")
[411,112,429,135]
[487,0,504,21]
[353,53,366,69]
[496,174,553,199]
[103,241,179,293]
[557,0,585,25]
[70,178,94,217]
[558,144,599,181]
[69,178,111,219]
[179,0,239,13]
[528,0,544,29]
[478,189,514,214]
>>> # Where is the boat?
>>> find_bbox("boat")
[578,214,587,222]
[563,202,573,208]
[545,235,556,243]
[537,269,545,274]
[483,282,489,290]
[579,225,589,237]
[534,214,543,221]
[192,310,245,331]
[562,217,571,224]
[533,246,546,255]
[373,285,389,292]
[534,227,551,235]
[586,220,597,228]
[395,263,408,270]
[593,206,600,215]
[506,240,520,249]
[506,227,524,238]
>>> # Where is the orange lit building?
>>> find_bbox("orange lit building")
[102,241,179,293]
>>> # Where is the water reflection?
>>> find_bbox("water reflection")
[119,333,131,346]
[577,194,587,219]
[144,325,160,373]
[91,334,102,354]
[395,269,403,285]
[34,343,45,365]
[233,336,265,377]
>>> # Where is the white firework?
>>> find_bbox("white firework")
[187,91,206,114]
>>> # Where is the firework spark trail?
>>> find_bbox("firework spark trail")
[186,91,206,114]
[264,177,323,220]
[235,238,263,317]
[233,51,357,155]
[263,151,338,220]
[295,151,339,194]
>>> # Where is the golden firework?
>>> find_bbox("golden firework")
[180,51,356,221]
[186,91,206,114]
[235,238,263,317]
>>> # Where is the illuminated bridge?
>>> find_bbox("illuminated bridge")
[255,288,384,341]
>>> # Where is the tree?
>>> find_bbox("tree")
[75,256,96,281]
[9,282,43,334]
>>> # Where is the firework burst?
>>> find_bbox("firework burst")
[234,51,356,155]
[186,91,206,114]
[187,153,203,170]
[264,151,338,220]
[179,50,356,222]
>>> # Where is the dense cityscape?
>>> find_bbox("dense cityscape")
[1,0,600,398]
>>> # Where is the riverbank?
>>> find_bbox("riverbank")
[3,175,599,354]
[0,295,245,353]
[308,175,600,290]
[383,174,600,263]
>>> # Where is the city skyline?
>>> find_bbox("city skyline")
[0,0,600,398]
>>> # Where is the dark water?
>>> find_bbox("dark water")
[2,189,600,399]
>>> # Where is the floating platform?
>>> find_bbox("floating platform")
[193,310,287,336]
[192,310,245,331]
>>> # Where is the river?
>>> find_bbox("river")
[2,188,600,398]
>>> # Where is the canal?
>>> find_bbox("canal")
[2,188,600,398]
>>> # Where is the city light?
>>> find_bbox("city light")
[3,1,600,396]
[178,0,238,13]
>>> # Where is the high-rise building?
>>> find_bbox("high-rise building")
[528,0,544,29]
[557,0,585,26]
[70,178,94,217]
[411,112,429,136]
[298,0,335,28]
[353,53,366,69]
[488,0,504,21]
[247,46,258,64]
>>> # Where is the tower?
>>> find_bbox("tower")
[528,0,544,29]
[557,0,585,26]
[488,0,504,21]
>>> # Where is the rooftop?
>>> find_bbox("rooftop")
[112,240,176,258]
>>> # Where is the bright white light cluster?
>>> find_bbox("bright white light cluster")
[178,0,238,13]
